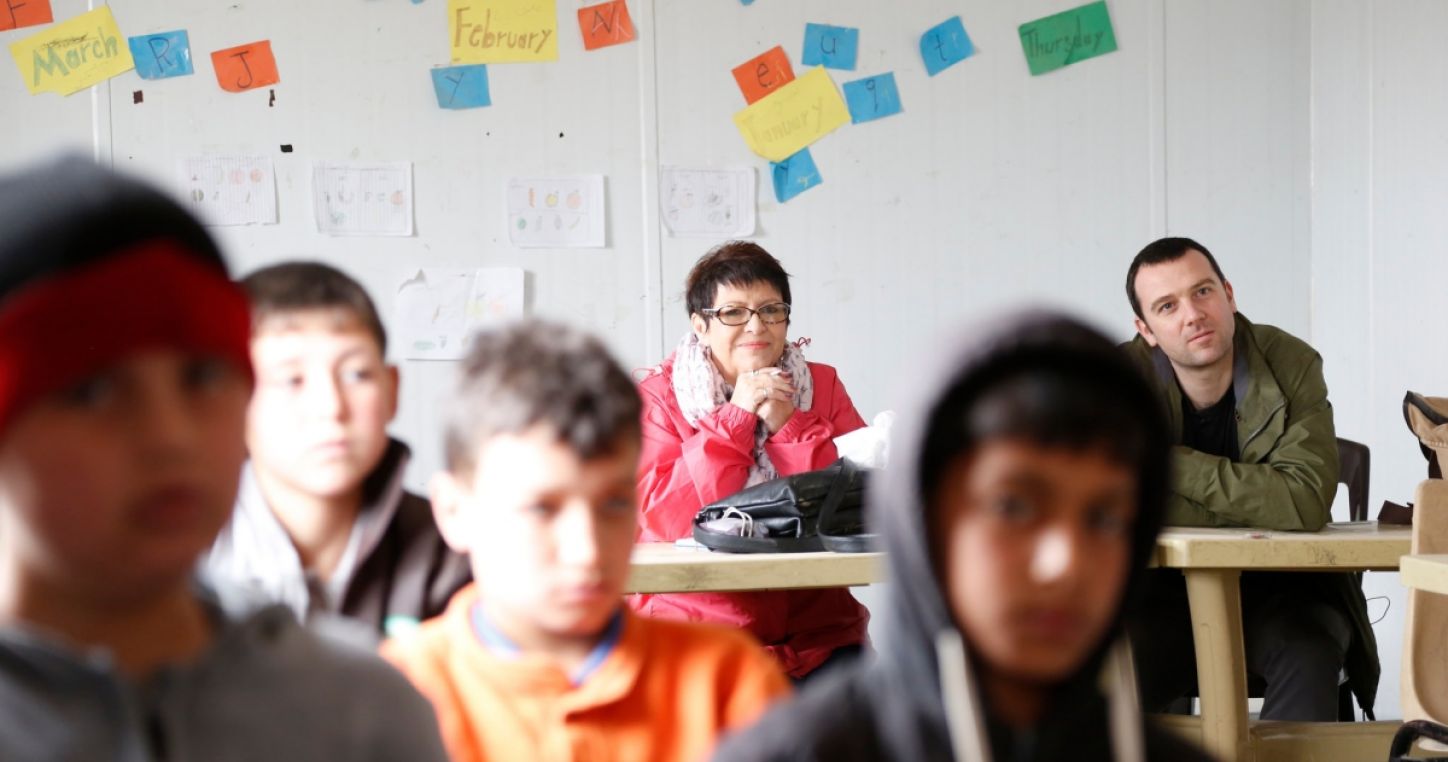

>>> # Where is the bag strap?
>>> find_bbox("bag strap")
[817,458,856,535]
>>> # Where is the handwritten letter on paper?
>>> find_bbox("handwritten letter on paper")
[10,6,134,96]
[506,176,606,248]
[313,162,414,237]
[210,40,279,92]
[732,67,849,163]
[178,156,278,227]
[395,268,525,361]
[731,45,794,105]
[128,30,194,80]
[450,0,558,63]
[578,0,635,51]
[661,168,755,238]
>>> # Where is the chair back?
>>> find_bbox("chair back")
[1338,437,1371,522]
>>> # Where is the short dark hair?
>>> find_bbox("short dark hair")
[684,241,792,323]
[241,261,387,354]
[442,320,641,476]
[1125,237,1227,320]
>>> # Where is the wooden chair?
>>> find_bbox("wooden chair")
[1389,479,1448,760]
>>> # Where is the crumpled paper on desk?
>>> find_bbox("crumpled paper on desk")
[834,411,894,469]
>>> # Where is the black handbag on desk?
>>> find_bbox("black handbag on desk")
[691,458,875,554]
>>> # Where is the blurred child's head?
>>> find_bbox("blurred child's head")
[241,262,397,505]
[893,314,1168,692]
[432,320,641,648]
[0,157,252,606]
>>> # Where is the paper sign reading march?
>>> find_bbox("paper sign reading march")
[450,0,558,63]
[10,6,134,96]
[732,67,849,163]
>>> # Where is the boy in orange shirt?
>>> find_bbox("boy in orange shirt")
[381,320,790,762]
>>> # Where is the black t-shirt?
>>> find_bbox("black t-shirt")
[1180,385,1240,462]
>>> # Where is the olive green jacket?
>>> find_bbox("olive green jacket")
[1124,312,1379,714]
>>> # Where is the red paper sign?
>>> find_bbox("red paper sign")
[578,0,635,51]
[211,40,279,93]
[731,45,794,105]
[0,0,53,32]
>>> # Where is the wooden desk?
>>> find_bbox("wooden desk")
[1156,523,1411,762]
[626,542,885,594]
[1401,554,1448,596]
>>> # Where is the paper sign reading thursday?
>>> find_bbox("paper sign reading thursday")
[1018,1,1117,76]
[732,66,849,163]
[449,0,558,64]
[10,6,134,96]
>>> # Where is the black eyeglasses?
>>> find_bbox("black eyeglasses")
[701,302,792,326]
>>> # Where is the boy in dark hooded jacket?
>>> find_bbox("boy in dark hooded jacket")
[712,311,1212,762]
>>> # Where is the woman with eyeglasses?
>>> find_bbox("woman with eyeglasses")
[632,241,870,683]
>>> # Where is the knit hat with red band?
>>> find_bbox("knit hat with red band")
[0,156,252,432]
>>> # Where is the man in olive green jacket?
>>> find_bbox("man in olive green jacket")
[1122,237,1378,721]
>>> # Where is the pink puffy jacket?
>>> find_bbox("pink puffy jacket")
[632,354,870,678]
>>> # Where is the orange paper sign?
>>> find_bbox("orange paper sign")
[578,0,634,51]
[731,45,794,105]
[0,0,52,32]
[210,40,278,93]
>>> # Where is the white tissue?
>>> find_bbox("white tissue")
[833,411,895,469]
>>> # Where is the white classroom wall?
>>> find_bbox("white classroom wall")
[0,0,1436,720]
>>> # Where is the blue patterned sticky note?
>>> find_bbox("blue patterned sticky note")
[431,64,491,109]
[801,23,859,71]
[771,148,821,203]
[920,16,974,76]
[128,31,194,80]
[843,72,901,124]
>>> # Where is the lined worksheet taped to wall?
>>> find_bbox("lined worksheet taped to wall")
[506,175,606,248]
[661,168,756,238]
[313,162,414,236]
[177,156,277,226]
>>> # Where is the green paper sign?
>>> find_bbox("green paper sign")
[1018,1,1117,76]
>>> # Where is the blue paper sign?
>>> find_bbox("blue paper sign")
[127,31,194,80]
[920,16,974,76]
[801,23,859,71]
[771,148,821,203]
[431,64,491,110]
[843,72,901,124]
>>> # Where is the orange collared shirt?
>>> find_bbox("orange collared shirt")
[381,585,791,762]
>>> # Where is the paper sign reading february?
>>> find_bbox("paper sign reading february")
[11,6,134,96]
[1018,1,1117,76]
[450,0,558,63]
[732,66,849,163]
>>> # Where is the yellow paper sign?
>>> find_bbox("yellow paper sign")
[732,67,850,163]
[10,6,134,96]
[449,0,558,64]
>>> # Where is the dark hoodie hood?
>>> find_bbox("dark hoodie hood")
[868,310,1171,759]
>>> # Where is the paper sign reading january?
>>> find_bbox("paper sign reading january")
[10,6,134,96]
[449,0,558,64]
[732,67,849,163]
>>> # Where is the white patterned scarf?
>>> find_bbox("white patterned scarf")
[670,331,813,487]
